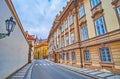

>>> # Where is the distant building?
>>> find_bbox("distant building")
[24,31,36,62]
[35,36,47,45]
[34,41,48,59]
[48,0,120,74]
[0,0,29,79]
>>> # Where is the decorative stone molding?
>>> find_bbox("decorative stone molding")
[111,0,119,5]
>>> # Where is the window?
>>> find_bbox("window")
[71,32,74,44]
[66,36,69,46]
[117,6,120,18]
[66,53,69,60]
[70,15,73,25]
[62,24,64,32]
[84,50,90,61]
[58,28,60,35]
[62,53,65,60]
[91,0,100,8]
[100,47,111,62]
[72,52,76,60]
[62,37,64,47]
[95,17,106,36]
[65,20,68,29]
[59,54,62,60]
[81,26,88,40]
[58,38,60,48]
[79,6,85,18]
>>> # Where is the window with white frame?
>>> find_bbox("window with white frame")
[79,5,85,18]
[95,17,106,36]
[62,37,64,47]
[84,50,90,61]
[66,36,69,46]
[69,15,73,25]
[117,6,120,18]
[81,26,88,41]
[72,52,76,60]
[62,24,64,32]
[65,20,68,29]
[91,0,100,8]
[100,47,111,62]
[71,32,74,44]
[66,53,69,60]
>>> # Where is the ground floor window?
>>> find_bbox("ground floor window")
[62,53,65,60]
[66,53,69,60]
[72,52,76,60]
[84,50,90,62]
[100,47,111,62]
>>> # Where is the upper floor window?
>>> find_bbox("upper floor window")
[66,53,69,60]
[71,32,74,44]
[58,28,60,35]
[79,5,85,18]
[95,17,106,36]
[117,6,120,18]
[62,37,64,47]
[70,15,73,25]
[62,24,64,32]
[72,52,76,60]
[84,50,90,62]
[58,38,60,48]
[100,47,111,63]
[91,0,100,8]
[81,26,88,41]
[66,36,69,46]
[65,20,68,29]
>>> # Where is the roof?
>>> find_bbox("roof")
[34,41,48,48]
[24,32,36,41]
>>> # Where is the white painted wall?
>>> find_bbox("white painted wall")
[0,0,29,79]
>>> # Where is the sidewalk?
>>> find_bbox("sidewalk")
[57,63,120,79]
[7,63,33,79]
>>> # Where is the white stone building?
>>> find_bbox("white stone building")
[0,0,29,79]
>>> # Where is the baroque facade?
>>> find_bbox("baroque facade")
[48,0,120,74]
[34,41,48,59]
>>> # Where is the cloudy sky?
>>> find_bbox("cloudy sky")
[12,0,70,39]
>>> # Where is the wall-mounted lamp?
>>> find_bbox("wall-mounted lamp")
[0,17,16,39]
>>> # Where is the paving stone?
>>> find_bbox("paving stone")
[97,73,113,77]
[106,75,120,79]
[89,71,104,75]
[82,70,96,73]
[14,72,26,76]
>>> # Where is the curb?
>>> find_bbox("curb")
[57,64,98,79]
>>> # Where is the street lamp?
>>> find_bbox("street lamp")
[0,17,16,39]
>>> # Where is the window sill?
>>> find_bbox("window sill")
[79,14,86,20]
[84,61,92,64]
[111,0,119,5]
[70,23,74,26]
[91,2,101,11]
[100,62,114,65]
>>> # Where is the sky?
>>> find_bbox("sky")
[12,0,70,39]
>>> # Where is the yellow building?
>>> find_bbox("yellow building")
[48,0,120,74]
[34,41,48,59]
